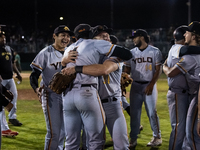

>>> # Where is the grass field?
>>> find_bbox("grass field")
[2,72,171,150]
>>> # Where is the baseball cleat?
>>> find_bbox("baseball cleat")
[139,125,143,131]
[129,139,137,148]
[2,129,18,137]
[147,137,162,147]
[9,119,22,126]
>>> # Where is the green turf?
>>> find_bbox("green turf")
[2,73,171,150]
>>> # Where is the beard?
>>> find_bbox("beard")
[135,40,142,48]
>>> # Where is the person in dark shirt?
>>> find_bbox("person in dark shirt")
[0,32,22,137]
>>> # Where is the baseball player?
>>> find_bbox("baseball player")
[61,25,132,149]
[0,75,18,141]
[163,21,200,150]
[62,23,92,150]
[63,25,130,149]
[0,32,21,137]
[110,34,144,132]
[124,29,163,148]
[29,25,74,150]
[163,25,191,150]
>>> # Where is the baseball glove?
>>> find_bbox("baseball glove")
[1,85,14,101]
[48,72,76,94]
[121,72,133,96]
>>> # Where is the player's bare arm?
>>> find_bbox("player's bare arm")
[61,50,78,66]
[145,64,162,95]
[163,60,181,77]
[62,59,118,76]
[198,84,200,137]
[12,63,22,82]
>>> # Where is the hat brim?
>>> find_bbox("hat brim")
[56,30,74,36]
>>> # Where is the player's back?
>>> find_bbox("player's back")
[67,39,115,85]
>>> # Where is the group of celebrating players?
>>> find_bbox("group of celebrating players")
[1,21,200,150]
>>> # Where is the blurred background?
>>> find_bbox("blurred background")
[0,0,199,70]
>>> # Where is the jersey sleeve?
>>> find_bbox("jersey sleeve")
[30,50,46,72]
[175,55,196,74]
[155,49,163,65]
[94,40,116,57]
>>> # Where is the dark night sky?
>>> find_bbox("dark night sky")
[0,0,200,32]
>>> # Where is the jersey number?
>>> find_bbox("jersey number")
[145,64,152,71]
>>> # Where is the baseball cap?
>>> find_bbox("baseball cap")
[110,35,119,44]
[91,25,113,38]
[173,25,188,41]
[74,24,91,38]
[54,25,74,36]
[129,29,148,39]
[186,21,200,36]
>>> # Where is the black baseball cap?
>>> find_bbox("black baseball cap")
[54,25,74,36]
[74,24,91,38]
[173,25,188,41]
[129,29,148,39]
[91,25,113,38]
[110,35,119,44]
[186,21,200,36]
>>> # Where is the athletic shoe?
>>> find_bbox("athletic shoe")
[2,129,18,137]
[139,125,143,131]
[147,137,162,147]
[9,119,22,126]
[129,139,137,148]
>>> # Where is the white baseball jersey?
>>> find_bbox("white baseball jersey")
[30,45,65,88]
[175,54,200,94]
[98,55,123,99]
[65,39,116,85]
[167,44,188,90]
[125,45,162,81]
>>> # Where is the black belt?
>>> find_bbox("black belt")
[134,81,149,84]
[168,87,187,93]
[101,97,117,103]
[81,84,97,88]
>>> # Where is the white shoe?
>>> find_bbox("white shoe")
[129,139,137,148]
[147,137,162,147]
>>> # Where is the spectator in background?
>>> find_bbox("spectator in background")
[14,51,22,73]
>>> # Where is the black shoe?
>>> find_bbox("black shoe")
[9,119,22,126]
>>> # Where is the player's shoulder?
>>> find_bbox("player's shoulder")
[148,45,160,51]
[37,45,52,55]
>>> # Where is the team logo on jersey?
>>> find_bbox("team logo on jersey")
[64,26,70,31]
[2,52,11,60]
[132,57,152,64]
[179,57,184,63]
[50,62,61,70]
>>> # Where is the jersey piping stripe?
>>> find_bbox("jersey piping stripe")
[191,105,198,150]
[96,91,106,142]
[172,94,178,150]
[31,62,43,70]
[177,46,182,58]
[106,44,114,56]
[45,90,53,150]
[176,63,187,73]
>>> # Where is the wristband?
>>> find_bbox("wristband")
[75,66,83,73]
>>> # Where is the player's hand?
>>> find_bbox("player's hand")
[62,67,76,75]
[198,120,200,137]
[35,86,43,104]
[145,83,154,95]
[16,73,22,82]
[61,50,78,66]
